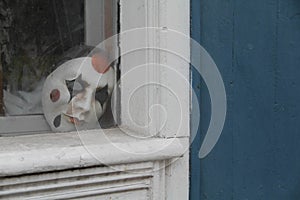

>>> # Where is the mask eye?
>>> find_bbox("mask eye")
[95,85,109,107]
[50,89,60,102]
[53,115,61,128]
[66,75,89,101]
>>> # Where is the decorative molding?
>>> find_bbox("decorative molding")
[0,162,155,200]
[146,0,163,136]
[119,1,190,199]
[0,128,187,177]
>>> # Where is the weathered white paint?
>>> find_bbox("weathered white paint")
[157,11,191,196]
[0,128,187,177]
[0,162,155,200]
[165,148,190,200]
[0,161,180,199]
[74,190,149,200]
[0,162,154,186]
[120,0,190,199]
[119,0,190,138]
[119,0,148,134]
[158,0,190,139]
[152,161,166,200]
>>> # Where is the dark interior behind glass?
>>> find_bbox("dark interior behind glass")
[0,0,118,132]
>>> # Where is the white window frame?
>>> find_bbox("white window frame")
[0,0,190,199]
[119,0,190,198]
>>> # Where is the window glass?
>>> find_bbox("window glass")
[0,0,116,120]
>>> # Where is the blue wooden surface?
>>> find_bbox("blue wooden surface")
[190,0,300,199]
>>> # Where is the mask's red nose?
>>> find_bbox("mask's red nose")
[91,54,110,74]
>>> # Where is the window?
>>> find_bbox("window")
[0,0,118,135]
[0,0,190,199]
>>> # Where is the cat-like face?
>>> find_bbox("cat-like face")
[42,55,115,132]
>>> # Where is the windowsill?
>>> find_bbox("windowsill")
[0,127,187,177]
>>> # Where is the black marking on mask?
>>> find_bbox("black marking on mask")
[66,74,89,102]
[95,85,109,107]
[53,115,61,128]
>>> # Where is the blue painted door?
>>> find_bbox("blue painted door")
[190,0,300,199]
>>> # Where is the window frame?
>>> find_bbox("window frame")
[119,1,190,199]
[0,0,190,199]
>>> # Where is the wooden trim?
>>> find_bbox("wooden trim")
[119,1,190,199]
[119,0,190,138]
[0,115,51,136]
[0,128,187,177]
[0,162,154,186]
[0,162,154,200]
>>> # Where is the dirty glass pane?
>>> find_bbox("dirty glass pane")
[0,0,115,116]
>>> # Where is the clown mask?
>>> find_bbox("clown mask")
[42,54,115,132]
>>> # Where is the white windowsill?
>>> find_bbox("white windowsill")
[0,128,187,177]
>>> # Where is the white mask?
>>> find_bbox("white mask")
[42,54,115,132]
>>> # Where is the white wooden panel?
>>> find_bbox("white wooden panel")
[161,1,191,199]
[74,189,149,200]
[119,0,190,199]
[0,160,190,200]
[151,161,166,200]
[165,151,190,200]
[159,0,190,138]
[119,0,149,133]
[119,0,190,138]
[0,128,186,177]
[0,162,153,200]
[120,0,147,30]
[0,162,154,187]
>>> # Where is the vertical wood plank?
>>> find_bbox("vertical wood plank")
[191,0,300,199]
[231,0,278,199]
[273,0,300,199]
[191,0,235,199]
